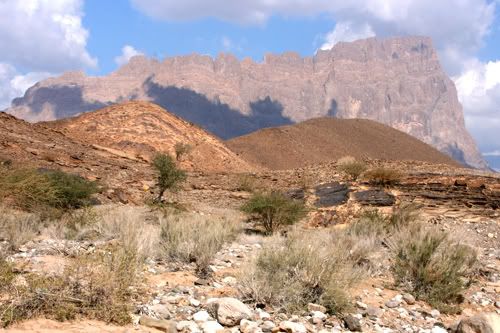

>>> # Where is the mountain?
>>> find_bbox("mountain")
[226,118,459,170]
[45,101,255,173]
[2,36,487,169]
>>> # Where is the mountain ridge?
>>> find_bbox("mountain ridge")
[3,35,487,169]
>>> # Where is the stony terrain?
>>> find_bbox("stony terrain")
[2,36,486,169]
[45,101,256,173]
[226,118,459,170]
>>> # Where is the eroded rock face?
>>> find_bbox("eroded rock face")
[3,36,486,169]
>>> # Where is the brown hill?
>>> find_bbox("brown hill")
[226,118,460,170]
[3,36,486,169]
[45,101,256,173]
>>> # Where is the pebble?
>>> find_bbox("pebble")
[193,310,211,323]
[430,309,440,319]
[279,321,307,333]
[200,321,224,333]
[307,303,327,313]
[344,315,362,332]
[431,326,447,333]
[356,301,368,310]
[403,293,416,305]
[177,321,201,333]
[365,306,383,318]
[190,299,201,307]
[385,300,400,308]
[260,321,275,332]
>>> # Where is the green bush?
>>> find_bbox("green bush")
[240,230,365,314]
[390,225,477,314]
[337,156,367,180]
[241,192,307,234]
[0,166,98,214]
[45,170,99,209]
[160,213,240,276]
[364,167,402,186]
[152,154,187,202]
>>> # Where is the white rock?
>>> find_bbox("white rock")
[356,301,368,310]
[430,309,440,319]
[311,311,327,321]
[240,319,260,333]
[256,310,271,320]
[279,321,307,333]
[223,276,238,285]
[193,310,211,323]
[190,299,201,307]
[201,321,224,333]
[177,321,201,333]
[431,326,447,333]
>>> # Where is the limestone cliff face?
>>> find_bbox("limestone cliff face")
[3,36,487,169]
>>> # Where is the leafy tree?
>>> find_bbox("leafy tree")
[241,191,306,234]
[152,154,186,202]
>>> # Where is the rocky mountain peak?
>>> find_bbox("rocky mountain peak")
[2,36,488,169]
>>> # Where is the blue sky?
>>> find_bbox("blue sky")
[0,0,499,168]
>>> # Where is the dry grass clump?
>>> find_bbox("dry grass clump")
[389,224,477,314]
[240,230,369,314]
[160,213,241,276]
[0,248,140,327]
[236,174,257,192]
[364,167,402,186]
[337,156,367,180]
[348,204,476,314]
[0,165,98,217]
[0,206,41,251]
[241,191,307,234]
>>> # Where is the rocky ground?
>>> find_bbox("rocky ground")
[2,200,499,333]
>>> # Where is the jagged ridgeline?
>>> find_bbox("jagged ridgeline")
[3,36,487,169]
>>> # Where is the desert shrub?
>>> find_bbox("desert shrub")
[45,170,99,209]
[364,167,402,186]
[337,156,367,180]
[236,174,256,192]
[348,203,420,238]
[174,142,192,161]
[0,206,40,251]
[241,192,307,234]
[0,248,139,327]
[152,154,187,202]
[390,225,477,313]
[0,166,98,215]
[240,230,366,314]
[160,213,240,276]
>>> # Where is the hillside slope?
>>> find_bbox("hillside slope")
[45,101,256,173]
[226,118,460,170]
[3,36,486,169]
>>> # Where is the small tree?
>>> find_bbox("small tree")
[174,142,192,161]
[337,156,367,180]
[241,191,306,234]
[152,154,186,202]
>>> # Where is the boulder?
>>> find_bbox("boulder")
[207,297,253,326]
[354,190,395,206]
[456,313,500,333]
[314,182,350,207]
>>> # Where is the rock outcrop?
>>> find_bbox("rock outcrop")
[3,36,486,169]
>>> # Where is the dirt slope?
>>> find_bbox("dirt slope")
[46,101,256,173]
[226,118,460,170]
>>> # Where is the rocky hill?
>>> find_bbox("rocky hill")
[226,118,460,170]
[45,101,255,173]
[2,36,486,170]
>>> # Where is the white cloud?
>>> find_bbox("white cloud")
[0,63,53,109]
[483,150,500,157]
[0,0,96,72]
[320,21,375,50]
[115,45,144,66]
[0,0,95,109]
[455,59,500,151]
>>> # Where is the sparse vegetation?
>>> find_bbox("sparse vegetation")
[364,167,402,186]
[174,142,193,161]
[0,206,40,251]
[0,165,98,215]
[152,154,187,203]
[337,156,367,180]
[240,230,366,314]
[159,213,240,276]
[389,224,477,314]
[0,248,139,327]
[241,191,307,234]
[236,174,257,192]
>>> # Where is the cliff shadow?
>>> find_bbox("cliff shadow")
[327,99,338,117]
[143,78,293,139]
[12,86,108,119]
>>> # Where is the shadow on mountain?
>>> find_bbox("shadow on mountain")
[143,78,293,139]
[442,143,467,167]
[12,86,107,119]
[327,99,338,117]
